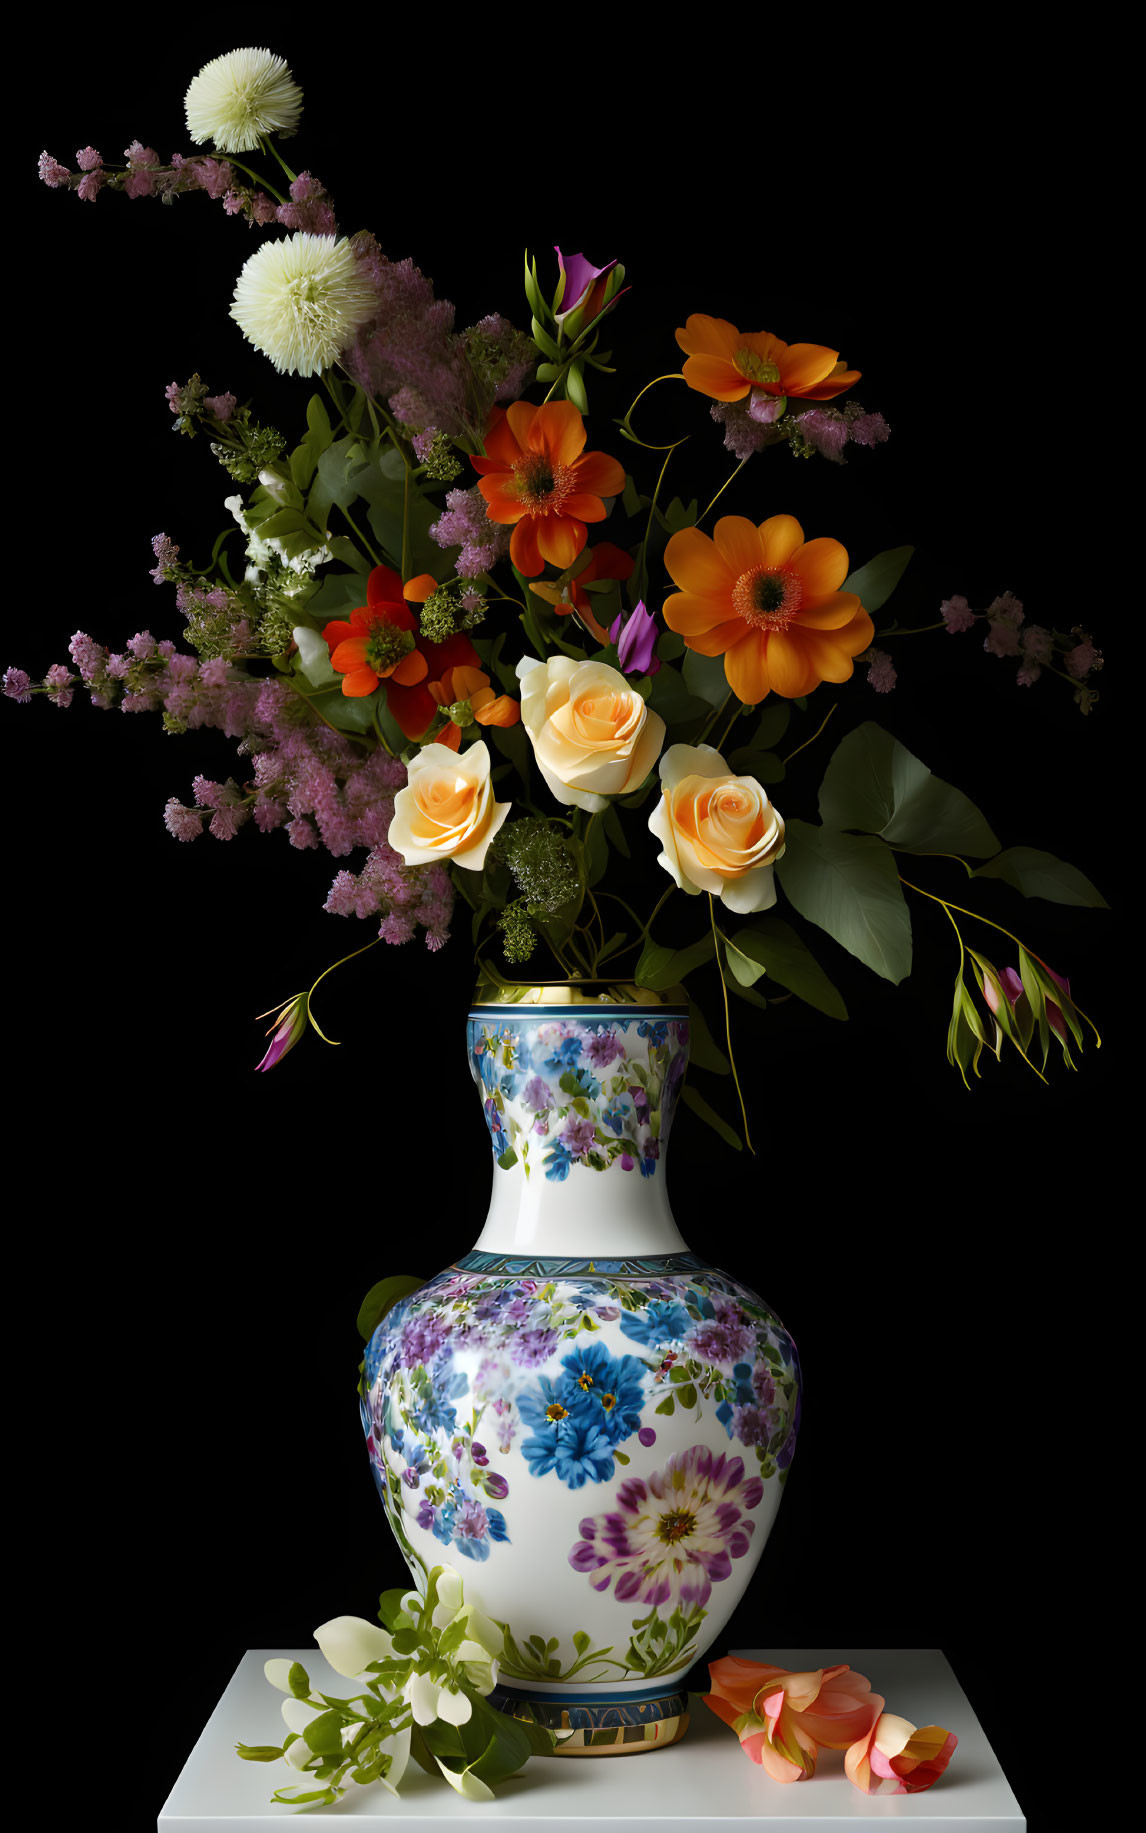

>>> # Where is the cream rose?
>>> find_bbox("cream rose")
[389,741,509,871]
[649,743,786,914]
[516,655,666,813]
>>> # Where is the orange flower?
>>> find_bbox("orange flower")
[845,1713,958,1795]
[322,565,434,698]
[705,1656,883,1785]
[471,401,626,577]
[663,515,874,703]
[530,541,635,644]
[676,314,860,403]
[428,663,521,751]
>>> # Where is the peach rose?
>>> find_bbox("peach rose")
[648,743,785,914]
[389,740,509,871]
[516,655,665,813]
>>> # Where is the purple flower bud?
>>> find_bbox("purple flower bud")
[554,248,619,326]
[255,993,308,1072]
[609,599,661,677]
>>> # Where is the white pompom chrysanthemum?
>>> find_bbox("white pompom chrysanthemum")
[231,234,378,377]
[185,48,304,155]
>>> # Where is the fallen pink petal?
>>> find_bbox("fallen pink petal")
[845,1711,958,1794]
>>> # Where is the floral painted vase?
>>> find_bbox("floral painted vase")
[361,981,801,1755]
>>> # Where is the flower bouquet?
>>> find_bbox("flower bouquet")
[15,48,1108,1153]
[12,42,1118,1822]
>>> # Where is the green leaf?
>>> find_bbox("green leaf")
[377,1588,413,1632]
[682,650,729,709]
[601,801,630,858]
[677,1382,698,1408]
[497,1146,519,1170]
[356,1274,424,1342]
[647,665,713,729]
[523,253,544,317]
[565,361,589,413]
[727,747,785,785]
[681,1084,743,1150]
[585,812,610,887]
[776,820,913,983]
[635,931,714,990]
[972,846,1108,907]
[818,722,1000,857]
[531,317,562,363]
[842,545,914,613]
[288,1662,312,1699]
[722,918,848,1019]
[748,700,791,750]
[236,1744,285,1762]
[655,1395,676,1415]
[303,1711,347,1757]
[622,474,643,516]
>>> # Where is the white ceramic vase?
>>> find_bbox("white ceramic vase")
[361,983,801,1754]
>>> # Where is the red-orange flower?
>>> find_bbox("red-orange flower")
[428,663,521,750]
[705,1657,883,1785]
[663,516,874,703]
[322,566,433,698]
[471,401,626,577]
[676,315,860,403]
[531,541,635,644]
[322,567,481,739]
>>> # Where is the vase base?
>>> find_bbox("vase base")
[490,1684,690,1757]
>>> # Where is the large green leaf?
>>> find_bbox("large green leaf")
[972,846,1108,907]
[647,665,712,729]
[776,820,912,983]
[635,931,714,989]
[721,918,848,1019]
[842,545,914,612]
[818,722,999,857]
[682,650,729,709]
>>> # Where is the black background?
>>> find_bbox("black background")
[10,38,1124,1830]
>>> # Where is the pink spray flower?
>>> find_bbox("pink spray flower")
[845,1711,957,1795]
[705,1656,883,1783]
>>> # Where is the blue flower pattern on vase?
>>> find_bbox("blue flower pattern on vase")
[466,1011,689,1181]
[363,1258,799,1578]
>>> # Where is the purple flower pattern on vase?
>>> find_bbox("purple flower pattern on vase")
[569,1446,764,1609]
[468,1013,688,1181]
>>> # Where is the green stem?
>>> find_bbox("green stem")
[259,134,298,185]
[221,155,286,204]
[709,897,754,1153]
[781,701,836,765]
[334,500,384,567]
[305,939,383,1046]
[696,691,733,747]
[618,374,690,451]
[635,444,676,603]
[695,458,747,529]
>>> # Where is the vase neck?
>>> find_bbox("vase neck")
[467,1003,691,1258]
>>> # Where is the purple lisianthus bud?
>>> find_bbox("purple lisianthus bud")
[554,248,618,320]
[255,992,308,1072]
[610,599,661,676]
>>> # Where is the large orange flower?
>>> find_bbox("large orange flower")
[676,315,860,403]
[663,516,874,703]
[471,401,626,577]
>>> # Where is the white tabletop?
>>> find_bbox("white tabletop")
[157,1648,1024,1830]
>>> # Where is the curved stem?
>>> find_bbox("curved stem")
[695,457,747,529]
[305,939,383,1045]
[708,897,754,1153]
[334,500,384,567]
[619,373,689,451]
[221,155,286,204]
[782,700,836,766]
